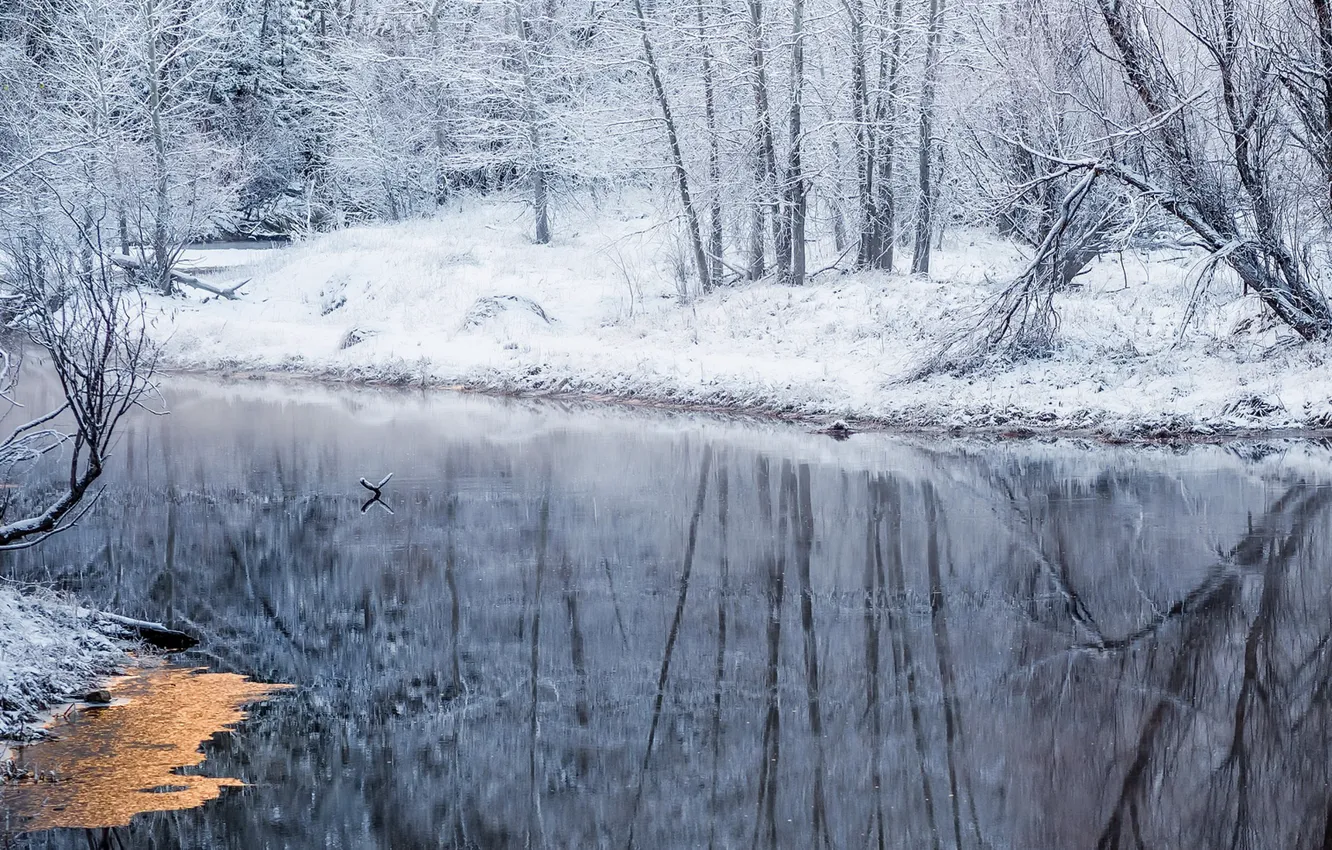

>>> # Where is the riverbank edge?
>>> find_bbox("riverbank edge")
[0,587,131,746]
[160,362,1332,445]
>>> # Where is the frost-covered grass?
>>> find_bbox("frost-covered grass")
[155,193,1332,436]
[0,586,125,742]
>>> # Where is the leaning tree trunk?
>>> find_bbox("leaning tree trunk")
[631,0,712,295]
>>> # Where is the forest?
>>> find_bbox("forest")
[7,0,1332,360]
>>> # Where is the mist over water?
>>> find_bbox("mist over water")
[4,378,1332,849]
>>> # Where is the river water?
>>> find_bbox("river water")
[4,377,1332,849]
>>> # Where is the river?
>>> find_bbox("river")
[4,376,1332,848]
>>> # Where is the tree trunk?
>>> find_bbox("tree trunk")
[748,197,765,280]
[631,0,711,295]
[747,0,785,282]
[911,0,944,275]
[1311,0,1332,207]
[514,3,551,244]
[850,0,876,267]
[145,0,173,295]
[869,0,905,271]
[697,0,723,290]
[786,0,807,285]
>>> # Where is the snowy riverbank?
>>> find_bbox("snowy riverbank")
[0,587,126,742]
[154,195,1332,437]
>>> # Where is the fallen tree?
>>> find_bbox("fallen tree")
[109,254,248,300]
[76,608,199,651]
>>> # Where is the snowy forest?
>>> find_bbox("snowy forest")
[3,0,1332,312]
[6,0,1332,426]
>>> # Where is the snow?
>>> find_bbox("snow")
[0,585,125,742]
[176,244,286,272]
[154,193,1332,436]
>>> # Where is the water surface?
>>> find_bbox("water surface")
[3,378,1332,849]
[2,667,287,831]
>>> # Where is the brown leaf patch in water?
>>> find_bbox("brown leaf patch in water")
[1,666,290,831]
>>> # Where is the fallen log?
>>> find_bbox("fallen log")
[107,255,248,300]
[75,607,199,651]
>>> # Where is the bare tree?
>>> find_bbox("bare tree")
[1085,0,1332,339]
[785,0,808,286]
[848,0,873,267]
[697,0,724,289]
[746,0,784,282]
[0,218,158,549]
[1276,0,1332,207]
[142,0,174,293]
[873,0,908,271]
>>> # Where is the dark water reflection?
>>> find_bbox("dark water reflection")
[4,378,1332,849]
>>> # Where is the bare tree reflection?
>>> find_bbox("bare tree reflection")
[626,445,712,850]
[708,455,729,850]
[793,464,831,848]
[11,400,1332,850]
[747,457,789,850]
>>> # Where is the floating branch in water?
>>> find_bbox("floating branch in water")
[360,496,394,516]
[359,473,395,515]
[358,473,393,498]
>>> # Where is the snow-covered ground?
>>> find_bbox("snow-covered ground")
[155,194,1332,436]
[0,586,125,742]
[176,243,287,273]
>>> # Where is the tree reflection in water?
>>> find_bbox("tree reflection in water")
[5,380,1332,849]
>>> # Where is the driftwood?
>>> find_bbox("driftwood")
[108,255,249,300]
[359,472,393,498]
[77,607,199,651]
[359,473,394,515]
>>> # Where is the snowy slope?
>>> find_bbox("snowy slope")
[154,194,1332,436]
